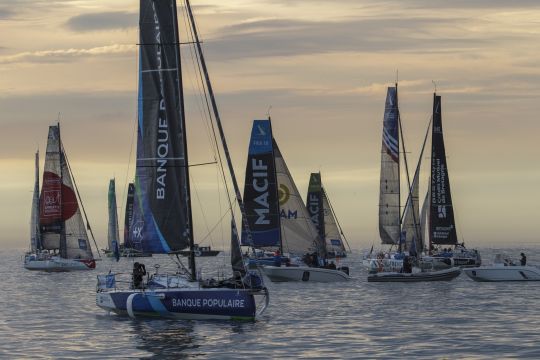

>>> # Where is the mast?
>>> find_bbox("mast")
[184,0,254,249]
[58,122,67,259]
[172,0,195,280]
[31,150,41,252]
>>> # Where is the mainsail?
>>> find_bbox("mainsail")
[131,0,192,254]
[429,94,458,245]
[274,140,323,256]
[123,183,135,249]
[241,120,280,247]
[30,151,41,252]
[379,87,400,244]
[306,173,325,239]
[39,125,93,259]
[107,179,120,252]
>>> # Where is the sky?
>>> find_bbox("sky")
[1,0,540,251]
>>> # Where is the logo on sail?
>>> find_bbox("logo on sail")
[278,184,290,205]
[437,205,446,218]
[133,221,144,239]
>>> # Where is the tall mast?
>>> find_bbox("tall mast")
[58,122,67,259]
[184,0,254,247]
[396,83,415,252]
[172,0,196,280]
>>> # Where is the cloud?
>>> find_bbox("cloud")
[65,11,137,32]
[0,44,136,64]
[204,17,489,61]
[0,8,15,20]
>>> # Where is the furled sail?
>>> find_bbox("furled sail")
[123,183,135,249]
[274,140,323,256]
[231,219,245,275]
[107,179,120,252]
[420,183,430,251]
[429,94,458,245]
[379,87,400,244]
[39,125,93,259]
[241,120,280,247]
[131,0,191,253]
[30,151,41,252]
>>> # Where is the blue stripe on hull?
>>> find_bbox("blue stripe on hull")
[107,289,256,319]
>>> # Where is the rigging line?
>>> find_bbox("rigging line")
[189,171,215,246]
[120,112,138,235]
[180,6,219,159]
[323,187,352,252]
[184,1,237,218]
[400,115,432,246]
[198,207,232,244]
[61,143,101,258]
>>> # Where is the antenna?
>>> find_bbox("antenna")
[266,105,272,119]
[432,80,437,93]
[395,69,399,85]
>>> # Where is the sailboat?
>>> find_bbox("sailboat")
[102,179,120,258]
[306,173,350,259]
[24,125,98,271]
[96,0,269,320]
[368,92,470,282]
[241,119,351,282]
[363,85,407,272]
[421,93,481,267]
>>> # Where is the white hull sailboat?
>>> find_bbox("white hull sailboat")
[241,120,350,282]
[24,126,98,272]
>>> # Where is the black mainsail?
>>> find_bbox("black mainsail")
[429,94,458,246]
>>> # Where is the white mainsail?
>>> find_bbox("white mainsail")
[273,141,322,256]
[379,87,400,245]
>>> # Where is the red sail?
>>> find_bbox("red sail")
[40,171,78,225]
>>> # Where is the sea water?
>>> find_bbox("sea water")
[1,247,539,359]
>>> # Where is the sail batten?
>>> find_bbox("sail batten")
[429,94,458,245]
[379,87,400,245]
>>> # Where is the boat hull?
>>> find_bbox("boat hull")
[367,267,462,282]
[178,250,220,257]
[24,257,95,272]
[464,265,540,282]
[262,266,351,282]
[97,288,259,320]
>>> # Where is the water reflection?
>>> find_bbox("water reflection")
[132,320,197,359]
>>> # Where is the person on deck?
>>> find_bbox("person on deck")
[520,253,527,266]
[132,262,146,289]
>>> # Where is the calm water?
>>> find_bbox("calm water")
[1,247,539,359]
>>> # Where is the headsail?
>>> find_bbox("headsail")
[107,179,120,253]
[30,151,41,252]
[420,182,430,250]
[231,219,245,276]
[274,140,323,256]
[131,0,191,254]
[241,120,280,247]
[379,87,400,244]
[321,188,346,254]
[429,94,458,245]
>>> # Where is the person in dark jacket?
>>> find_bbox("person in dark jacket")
[520,253,527,266]
[133,262,146,289]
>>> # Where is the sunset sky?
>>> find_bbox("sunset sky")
[1,0,540,251]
